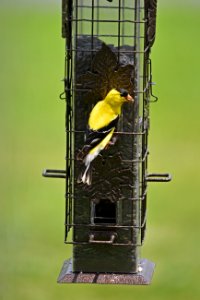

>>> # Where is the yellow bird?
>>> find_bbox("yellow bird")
[77,88,134,185]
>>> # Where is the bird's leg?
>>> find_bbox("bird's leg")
[110,135,118,145]
[105,135,118,149]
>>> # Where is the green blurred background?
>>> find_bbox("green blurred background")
[1,1,200,299]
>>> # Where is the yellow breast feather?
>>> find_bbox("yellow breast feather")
[88,101,119,130]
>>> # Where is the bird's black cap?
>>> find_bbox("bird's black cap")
[118,88,129,97]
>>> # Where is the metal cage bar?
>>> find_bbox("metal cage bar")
[64,0,74,240]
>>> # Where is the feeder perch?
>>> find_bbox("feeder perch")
[43,0,171,285]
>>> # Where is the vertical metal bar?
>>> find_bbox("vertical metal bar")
[141,1,150,243]
[121,0,125,45]
[96,0,100,36]
[141,66,148,243]
[117,0,121,62]
[75,1,78,41]
[132,0,141,266]
[80,0,83,33]
[91,0,95,61]
[65,0,73,241]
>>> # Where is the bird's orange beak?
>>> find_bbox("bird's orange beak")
[125,94,134,102]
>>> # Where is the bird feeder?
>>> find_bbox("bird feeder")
[43,0,171,285]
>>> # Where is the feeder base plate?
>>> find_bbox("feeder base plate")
[57,258,155,285]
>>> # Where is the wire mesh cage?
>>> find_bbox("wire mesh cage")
[43,0,171,284]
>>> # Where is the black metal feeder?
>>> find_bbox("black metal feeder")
[43,0,171,285]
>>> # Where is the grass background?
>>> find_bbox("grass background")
[0,1,200,299]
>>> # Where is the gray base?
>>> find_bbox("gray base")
[57,258,155,285]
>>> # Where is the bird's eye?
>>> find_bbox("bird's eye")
[119,88,128,97]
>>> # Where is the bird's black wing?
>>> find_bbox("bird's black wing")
[77,116,119,160]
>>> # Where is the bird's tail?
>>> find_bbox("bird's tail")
[77,145,101,185]
[77,129,115,185]
[77,163,92,185]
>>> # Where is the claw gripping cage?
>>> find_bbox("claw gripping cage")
[43,0,171,285]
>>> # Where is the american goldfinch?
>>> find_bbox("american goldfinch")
[77,88,134,185]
